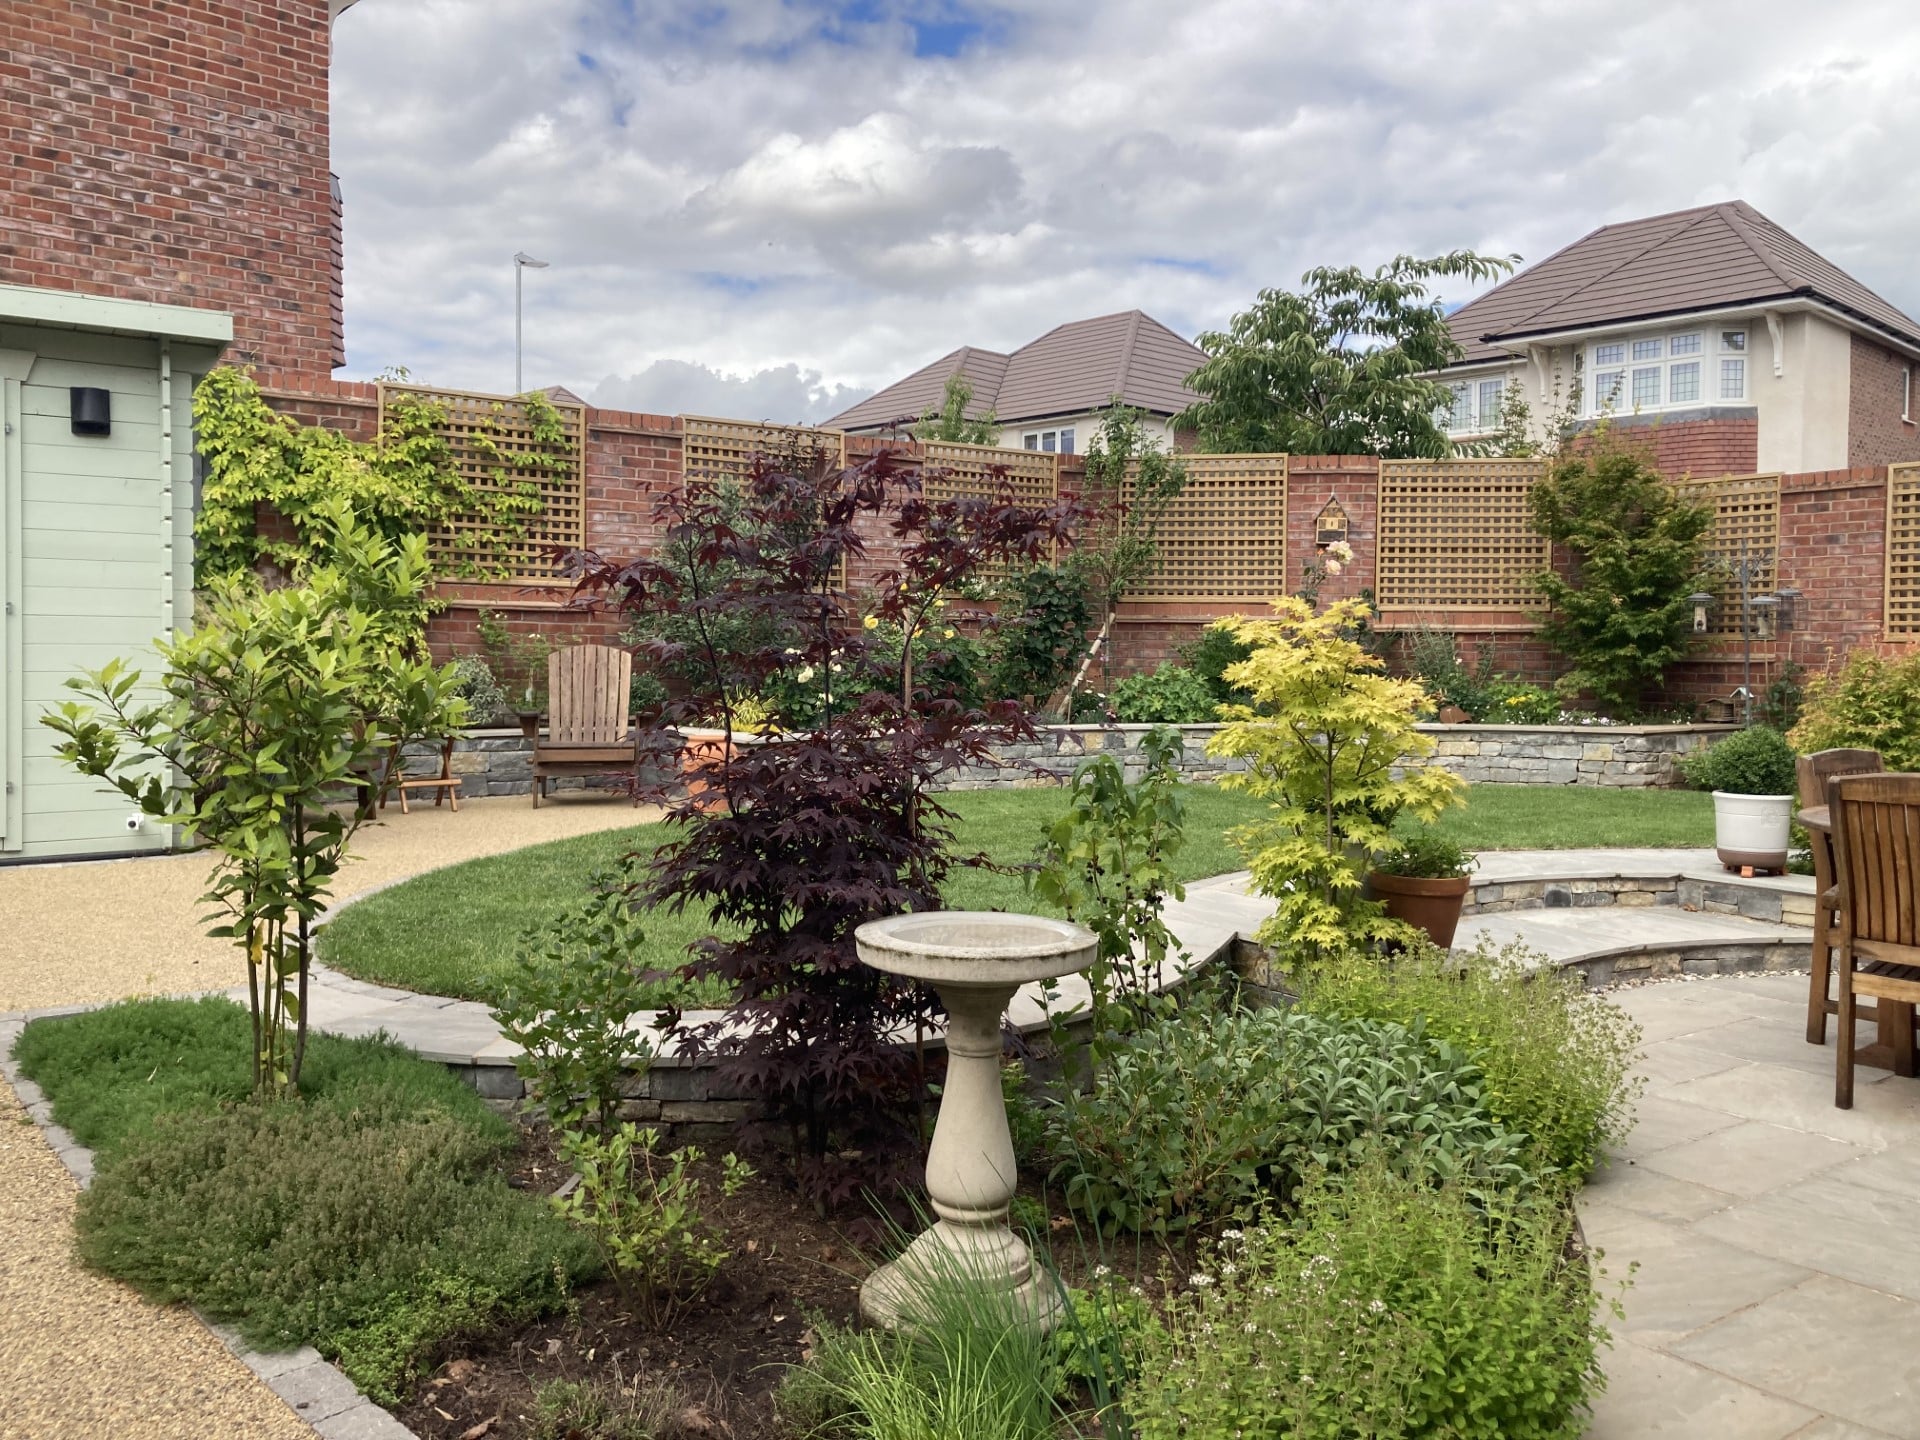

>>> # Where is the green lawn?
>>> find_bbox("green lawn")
[318,783,1713,1001]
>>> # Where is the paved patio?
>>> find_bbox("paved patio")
[1582,973,1920,1439]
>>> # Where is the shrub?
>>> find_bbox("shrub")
[1209,598,1467,965]
[1128,1163,1614,1440]
[986,563,1093,705]
[1298,940,1643,1177]
[1047,997,1533,1235]
[1032,725,1188,1037]
[1374,829,1474,880]
[1177,622,1254,707]
[1109,663,1219,724]
[1404,629,1491,716]
[1790,646,1920,771]
[1528,440,1713,716]
[1483,679,1563,725]
[449,654,512,727]
[490,854,668,1132]
[551,1123,751,1324]
[73,1089,593,1404]
[1678,725,1797,796]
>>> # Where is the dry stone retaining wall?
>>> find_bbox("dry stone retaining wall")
[421,722,1737,796]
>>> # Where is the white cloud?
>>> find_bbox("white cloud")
[589,359,864,424]
[327,0,1920,410]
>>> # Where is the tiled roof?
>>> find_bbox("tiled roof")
[1445,201,1920,365]
[826,310,1205,431]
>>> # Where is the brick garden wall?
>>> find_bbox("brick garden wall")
[1848,335,1920,467]
[0,0,343,372]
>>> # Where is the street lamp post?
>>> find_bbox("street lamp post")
[513,251,549,393]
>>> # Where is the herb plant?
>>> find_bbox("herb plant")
[1678,725,1798,796]
[1374,830,1474,880]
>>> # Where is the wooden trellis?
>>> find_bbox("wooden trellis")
[383,384,586,583]
[1677,473,1781,637]
[1375,458,1548,610]
[1130,454,1290,602]
[1886,463,1920,638]
[680,414,845,483]
[920,441,1060,582]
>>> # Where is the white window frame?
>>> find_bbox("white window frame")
[1024,428,1074,453]
[1441,374,1509,436]
[1584,323,1748,416]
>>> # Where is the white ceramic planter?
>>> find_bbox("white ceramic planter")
[852,911,1097,1331]
[1712,791,1795,873]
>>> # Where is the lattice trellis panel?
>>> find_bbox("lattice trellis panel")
[383,384,587,583]
[1130,454,1290,602]
[681,415,845,483]
[1677,473,1781,637]
[920,441,1060,583]
[1886,464,1920,638]
[1376,458,1549,610]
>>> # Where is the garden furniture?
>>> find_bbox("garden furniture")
[380,735,461,815]
[528,645,642,807]
[1798,748,1885,1045]
[1827,773,1920,1108]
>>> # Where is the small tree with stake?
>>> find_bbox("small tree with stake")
[569,445,1081,1206]
[44,504,462,1094]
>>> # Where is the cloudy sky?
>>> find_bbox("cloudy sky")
[328,0,1920,421]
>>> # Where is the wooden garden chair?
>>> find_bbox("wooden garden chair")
[1830,772,1920,1108]
[530,645,639,807]
[1799,748,1885,1045]
[381,735,461,815]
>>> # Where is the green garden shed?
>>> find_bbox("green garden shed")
[0,283,231,861]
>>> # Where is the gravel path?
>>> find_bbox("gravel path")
[0,793,662,1012]
[0,792,658,1438]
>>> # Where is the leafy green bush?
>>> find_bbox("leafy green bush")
[1790,646,1920,771]
[1178,622,1255,706]
[1405,629,1492,716]
[1482,680,1563,725]
[16,998,593,1405]
[450,654,512,727]
[1109,663,1220,724]
[490,854,670,1132]
[1374,829,1474,879]
[1047,998,1532,1234]
[1678,725,1797,796]
[75,1091,593,1403]
[1298,940,1642,1177]
[551,1123,750,1324]
[1128,1163,1613,1440]
[986,563,1093,705]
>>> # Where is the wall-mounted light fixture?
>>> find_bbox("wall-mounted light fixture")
[70,386,111,436]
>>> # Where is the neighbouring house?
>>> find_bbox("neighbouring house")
[0,0,347,859]
[827,310,1206,453]
[1439,201,1920,474]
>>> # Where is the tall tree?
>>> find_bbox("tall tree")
[1173,251,1517,457]
[911,372,1000,445]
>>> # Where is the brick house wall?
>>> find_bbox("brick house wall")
[1848,335,1920,467]
[0,0,342,373]
[1569,412,1760,479]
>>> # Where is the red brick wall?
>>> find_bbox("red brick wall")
[1848,336,1920,467]
[0,1,342,372]
[1574,415,1759,479]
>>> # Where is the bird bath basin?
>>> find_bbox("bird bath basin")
[854,911,1096,1330]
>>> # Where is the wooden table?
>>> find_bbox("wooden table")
[1799,805,1917,1075]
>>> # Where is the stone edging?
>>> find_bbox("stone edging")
[0,1011,417,1440]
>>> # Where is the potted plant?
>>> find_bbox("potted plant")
[1367,831,1477,949]
[1679,725,1799,874]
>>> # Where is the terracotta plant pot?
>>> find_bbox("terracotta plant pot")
[1367,870,1473,950]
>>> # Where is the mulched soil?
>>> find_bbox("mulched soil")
[396,1127,867,1440]
[392,1122,1184,1440]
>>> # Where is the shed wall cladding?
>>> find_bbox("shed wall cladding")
[1,324,207,860]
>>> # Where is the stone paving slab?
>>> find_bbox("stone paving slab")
[1461,906,1807,964]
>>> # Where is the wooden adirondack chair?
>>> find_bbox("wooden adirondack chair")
[531,645,640,807]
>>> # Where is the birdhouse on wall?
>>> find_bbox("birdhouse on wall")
[1315,498,1350,548]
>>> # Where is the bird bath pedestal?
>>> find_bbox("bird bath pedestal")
[853,911,1096,1331]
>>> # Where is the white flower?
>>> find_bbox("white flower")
[1368,1299,1387,1314]
[1190,1274,1214,1289]
[1220,1228,1244,1242]
[1324,558,1344,576]
[1092,1264,1111,1280]
[796,666,815,683]
[1328,540,1354,564]
[1219,1261,1237,1277]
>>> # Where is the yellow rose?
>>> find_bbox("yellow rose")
[943,628,955,639]
[863,615,879,630]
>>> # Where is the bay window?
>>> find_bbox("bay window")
[1586,324,1748,414]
